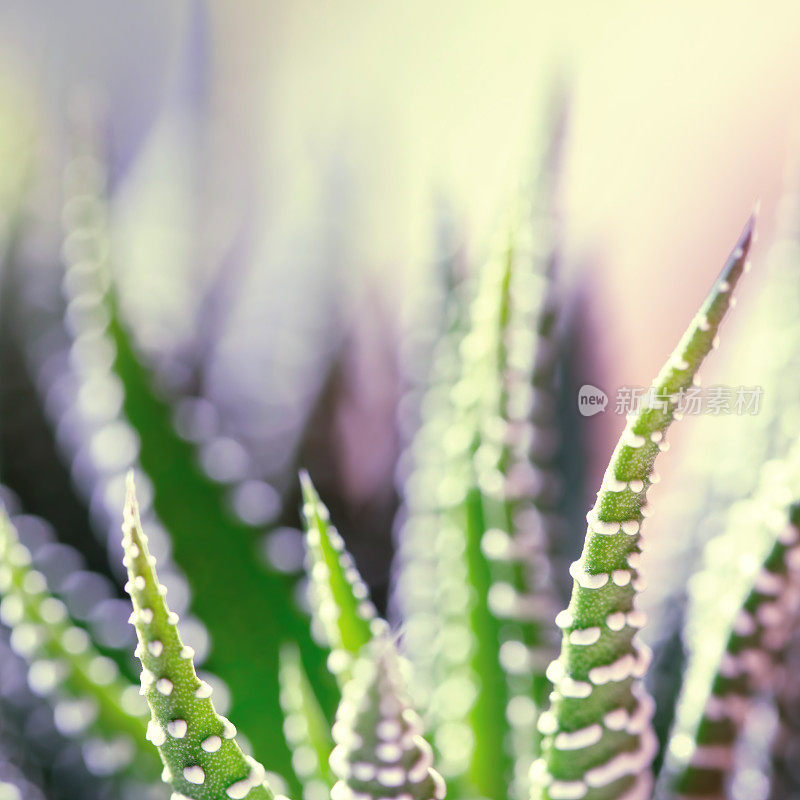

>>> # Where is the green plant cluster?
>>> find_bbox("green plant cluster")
[2,83,799,800]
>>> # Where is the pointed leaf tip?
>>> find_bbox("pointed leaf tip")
[121,482,274,800]
[298,470,315,502]
[531,219,757,800]
[330,639,446,800]
[300,473,379,681]
[709,214,754,300]
[123,470,139,530]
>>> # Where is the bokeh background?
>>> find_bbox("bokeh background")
[1,0,798,648]
[2,3,800,799]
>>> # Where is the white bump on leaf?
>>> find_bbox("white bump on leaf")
[183,765,205,785]
[201,735,222,753]
[167,719,188,739]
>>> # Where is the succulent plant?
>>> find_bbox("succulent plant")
[3,62,799,800]
[329,639,446,800]
[529,218,754,800]
[121,475,274,800]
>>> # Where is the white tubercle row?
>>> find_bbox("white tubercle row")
[568,627,601,646]
[622,430,646,449]
[532,718,657,797]
[588,645,652,686]
[568,558,645,593]
[584,513,641,538]
[225,757,267,799]
[554,723,602,751]
[568,561,609,590]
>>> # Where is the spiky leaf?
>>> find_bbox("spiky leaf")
[0,501,160,781]
[530,218,754,800]
[121,474,274,800]
[279,643,335,790]
[300,472,385,682]
[330,639,446,800]
[662,449,800,798]
[55,142,336,789]
[394,97,568,799]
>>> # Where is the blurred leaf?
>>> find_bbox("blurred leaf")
[663,466,800,797]
[329,638,446,800]
[0,498,161,784]
[57,139,337,790]
[279,643,335,791]
[300,471,385,684]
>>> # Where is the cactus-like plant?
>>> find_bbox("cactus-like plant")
[300,472,387,685]
[660,439,800,799]
[0,501,160,781]
[4,58,797,800]
[329,639,446,800]
[529,217,754,800]
[121,473,275,800]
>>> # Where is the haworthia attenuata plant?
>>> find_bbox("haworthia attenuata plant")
[56,142,336,789]
[0,502,160,781]
[278,642,335,793]
[121,473,277,800]
[393,96,568,799]
[530,217,755,800]
[670,506,800,799]
[329,639,447,800]
[300,471,386,684]
[661,436,800,799]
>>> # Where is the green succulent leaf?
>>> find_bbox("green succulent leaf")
[395,99,569,800]
[662,447,800,799]
[530,217,755,800]
[121,473,276,800]
[330,638,447,800]
[0,501,160,781]
[300,471,385,683]
[279,642,335,790]
[56,143,337,789]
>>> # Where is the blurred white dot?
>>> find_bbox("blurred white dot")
[506,695,537,728]
[231,481,281,526]
[668,733,694,761]
[261,528,305,573]
[731,768,769,800]
[77,372,124,422]
[60,571,115,619]
[302,779,329,800]
[89,423,140,474]
[201,437,250,483]
[197,671,231,715]
[82,736,134,776]
[292,745,318,777]
[178,617,211,664]
[64,294,110,338]
[12,515,56,551]
[173,398,219,443]
[265,772,289,797]
[89,599,137,649]
[54,697,98,735]
[0,782,22,800]
[69,330,115,375]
